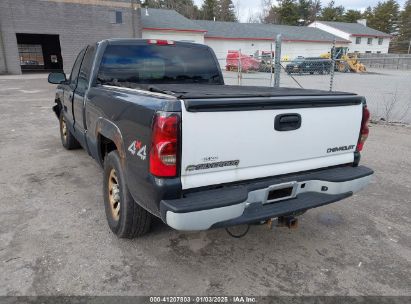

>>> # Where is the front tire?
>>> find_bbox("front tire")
[103,151,152,238]
[59,112,80,150]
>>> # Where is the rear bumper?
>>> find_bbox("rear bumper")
[160,165,373,231]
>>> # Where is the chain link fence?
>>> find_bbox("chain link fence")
[215,36,411,124]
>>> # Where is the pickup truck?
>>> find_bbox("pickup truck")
[48,39,373,238]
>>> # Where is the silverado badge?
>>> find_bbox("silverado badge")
[186,160,240,172]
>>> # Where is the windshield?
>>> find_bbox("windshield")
[97,44,222,85]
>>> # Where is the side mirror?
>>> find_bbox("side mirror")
[48,72,67,84]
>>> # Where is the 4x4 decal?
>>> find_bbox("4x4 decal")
[128,140,147,160]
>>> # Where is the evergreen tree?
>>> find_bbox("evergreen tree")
[367,0,400,34]
[394,0,411,52]
[319,0,345,21]
[201,0,218,20]
[308,0,321,22]
[143,0,161,8]
[216,0,237,21]
[297,0,311,24]
[297,0,321,24]
[277,0,300,25]
[143,0,200,19]
[362,6,374,22]
[343,9,362,23]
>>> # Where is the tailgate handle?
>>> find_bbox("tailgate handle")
[274,114,301,131]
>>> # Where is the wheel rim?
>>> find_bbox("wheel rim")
[108,169,120,221]
[61,117,67,142]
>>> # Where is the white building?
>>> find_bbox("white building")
[195,21,350,61]
[309,21,391,54]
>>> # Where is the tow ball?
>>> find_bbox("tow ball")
[267,216,299,229]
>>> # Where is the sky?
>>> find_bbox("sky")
[193,0,407,22]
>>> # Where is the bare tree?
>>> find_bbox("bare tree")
[246,8,261,23]
[235,0,241,21]
[380,87,411,123]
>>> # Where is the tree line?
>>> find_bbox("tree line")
[142,0,411,53]
[143,0,237,21]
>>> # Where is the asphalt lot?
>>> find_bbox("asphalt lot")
[224,69,411,124]
[0,75,410,296]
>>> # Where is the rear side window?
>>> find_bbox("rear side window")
[97,44,222,84]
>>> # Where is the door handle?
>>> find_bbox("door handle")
[274,114,301,131]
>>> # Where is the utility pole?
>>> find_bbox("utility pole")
[131,0,142,38]
[274,34,282,88]
[408,40,411,55]
[329,39,336,92]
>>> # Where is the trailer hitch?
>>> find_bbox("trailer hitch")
[267,216,299,229]
[278,216,298,229]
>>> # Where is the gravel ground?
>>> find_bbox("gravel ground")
[0,75,410,296]
[224,69,411,123]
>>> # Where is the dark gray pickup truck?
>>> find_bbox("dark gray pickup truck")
[48,39,373,238]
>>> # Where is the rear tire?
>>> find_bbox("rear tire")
[59,112,80,150]
[103,150,152,238]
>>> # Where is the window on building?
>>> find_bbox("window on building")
[378,38,383,45]
[18,44,44,66]
[356,37,362,44]
[367,38,373,45]
[110,10,123,24]
[116,11,123,23]
[365,51,372,53]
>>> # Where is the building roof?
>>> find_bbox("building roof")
[140,9,352,43]
[141,8,206,32]
[315,21,391,38]
[194,20,350,43]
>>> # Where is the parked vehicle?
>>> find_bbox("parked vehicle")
[48,39,373,238]
[320,47,366,73]
[226,50,260,72]
[286,57,332,75]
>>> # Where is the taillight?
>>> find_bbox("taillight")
[147,39,175,45]
[357,106,370,152]
[150,112,179,177]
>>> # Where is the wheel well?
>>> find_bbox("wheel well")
[99,134,117,163]
[53,100,62,119]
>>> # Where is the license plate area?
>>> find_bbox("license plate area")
[264,182,298,204]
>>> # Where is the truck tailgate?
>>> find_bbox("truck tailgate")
[180,95,363,190]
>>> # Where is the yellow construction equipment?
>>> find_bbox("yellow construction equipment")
[320,47,366,73]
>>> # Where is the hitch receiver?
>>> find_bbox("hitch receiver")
[277,216,298,229]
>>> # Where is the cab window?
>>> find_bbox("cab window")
[77,46,96,95]
[69,48,86,89]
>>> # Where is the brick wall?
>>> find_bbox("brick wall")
[0,0,141,74]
